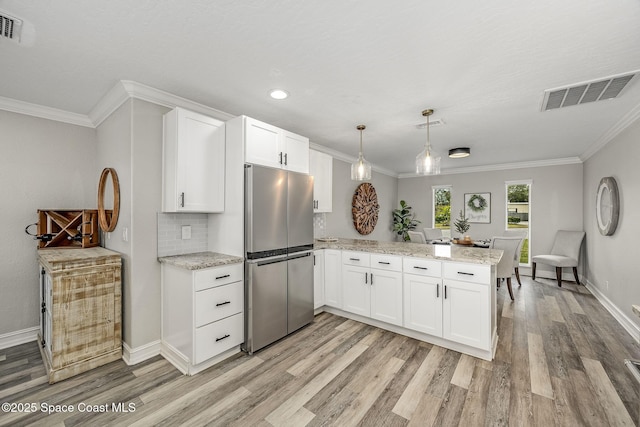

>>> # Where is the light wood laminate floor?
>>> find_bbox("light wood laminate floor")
[1,276,639,426]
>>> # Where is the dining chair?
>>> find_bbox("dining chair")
[423,228,443,242]
[532,230,585,287]
[503,230,527,285]
[407,231,427,243]
[491,236,522,300]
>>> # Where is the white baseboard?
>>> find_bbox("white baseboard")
[583,279,640,343]
[0,326,39,350]
[122,340,162,366]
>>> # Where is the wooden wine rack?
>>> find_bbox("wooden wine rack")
[36,210,109,249]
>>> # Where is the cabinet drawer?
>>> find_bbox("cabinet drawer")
[342,251,370,267]
[195,281,243,327]
[403,257,442,277]
[194,313,243,364]
[370,254,402,272]
[443,262,490,284]
[194,263,243,291]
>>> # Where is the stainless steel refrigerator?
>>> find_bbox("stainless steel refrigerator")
[243,164,314,354]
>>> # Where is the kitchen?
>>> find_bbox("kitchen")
[2,1,640,425]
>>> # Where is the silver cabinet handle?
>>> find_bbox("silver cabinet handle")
[215,274,230,280]
[180,192,185,207]
[365,272,368,284]
[413,266,428,270]
[284,153,288,165]
[216,334,230,342]
[457,271,474,276]
[378,261,390,265]
[444,285,448,299]
[371,273,373,285]
[437,283,440,298]
[349,258,360,261]
[279,152,283,164]
[216,301,231,307]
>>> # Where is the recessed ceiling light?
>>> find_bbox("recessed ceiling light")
[449,147,471,158]
[269,89,289,100]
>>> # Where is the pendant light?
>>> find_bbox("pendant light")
[351,124,372,181]
[415,109,441,175]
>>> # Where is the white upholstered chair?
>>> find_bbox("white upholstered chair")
[532,230,585,287]
[423,228,443,242]
[407,231,427,243]
[491,236,522,300]
[503,230,527,285]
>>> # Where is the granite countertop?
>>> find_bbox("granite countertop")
[314,238,502,265]
[158,251,244,270]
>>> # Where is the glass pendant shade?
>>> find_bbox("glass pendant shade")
[416,147,441,175]
[415,108,441,175]
[351,125,372,181]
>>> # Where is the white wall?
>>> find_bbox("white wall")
[583,117,640,327]
[323,159,398,242]
[398,163,584,277]
[96,98,169,349]
[0,110,96,336]
[96,100,134,343]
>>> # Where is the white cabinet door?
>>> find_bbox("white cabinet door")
[342,264,370,317]
[442,279,490,350]
[245,117,282,169]
[313,250,325,310]
[309,150,333,212]
[244,117,309,173]
[163,107,225,212]
[403,273,442,336]
[370,269,403,326]
[324,249,342,308]
[283,130,309,173]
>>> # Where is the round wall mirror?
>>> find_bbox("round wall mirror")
[98,168,120,232]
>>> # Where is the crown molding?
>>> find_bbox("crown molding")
[309,142,399,178]
[397,157,583,179]
[89,80,235,127]
[580,100,640,161]
[0,95,94,127]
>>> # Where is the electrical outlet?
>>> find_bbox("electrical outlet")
[605,280,609,290]
[182,225,192,240]
[122,227,129,242]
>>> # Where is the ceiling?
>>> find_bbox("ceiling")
[2,0,640,175]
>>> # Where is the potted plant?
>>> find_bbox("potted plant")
[453,210,470,240]
[393,200,420,241]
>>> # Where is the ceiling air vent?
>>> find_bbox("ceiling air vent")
[0,10,23,43]
[541,72,638,111]
[415,118,445,129]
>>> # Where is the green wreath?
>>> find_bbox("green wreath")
[467,194,487,212]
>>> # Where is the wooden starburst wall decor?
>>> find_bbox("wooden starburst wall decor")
[352,183,379,235]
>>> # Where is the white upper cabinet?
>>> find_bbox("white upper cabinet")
[163,107,225,213]
[309,150,333,213]
[244,116,309,173]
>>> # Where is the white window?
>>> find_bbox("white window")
[505,180,531,265]
[433,185,451,236]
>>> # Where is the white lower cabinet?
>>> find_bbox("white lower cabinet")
[403,273,442,336]
[324,249,342,309]
[313,250,325,310]
[315,250,496,360]
[442,262,491,350]
[341,251,403,326]
[161,262,244,375]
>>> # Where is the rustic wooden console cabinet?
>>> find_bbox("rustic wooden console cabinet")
[37,247,122,383]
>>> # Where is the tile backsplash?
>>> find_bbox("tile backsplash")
[157,213,208,257]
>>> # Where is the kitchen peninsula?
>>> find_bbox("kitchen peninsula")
[313,238,503,360]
